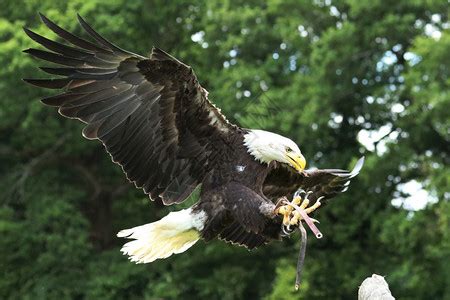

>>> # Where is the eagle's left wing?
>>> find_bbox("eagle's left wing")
[263,157,364,203]
[23,14,241,205]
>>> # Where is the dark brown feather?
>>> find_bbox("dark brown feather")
[24,27,94,59]
[38,13,113,54]
[218,222,267,250]
[24,48,89,67]
[23,78,72,89]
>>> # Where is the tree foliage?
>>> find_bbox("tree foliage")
[0,1,448,299]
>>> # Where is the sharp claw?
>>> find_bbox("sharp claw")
[281,223,295,236]
[294,188,306,198]
[301,191,310,202]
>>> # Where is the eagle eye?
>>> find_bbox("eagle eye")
[285,146,293,153]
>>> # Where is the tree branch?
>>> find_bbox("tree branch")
[6,135,67,202]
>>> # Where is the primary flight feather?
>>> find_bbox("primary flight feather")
[24,14,363,263]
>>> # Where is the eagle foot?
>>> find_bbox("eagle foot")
[275,189,323,239]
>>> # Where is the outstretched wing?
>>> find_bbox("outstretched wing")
[263,157,364,203]
[23,14,240,205]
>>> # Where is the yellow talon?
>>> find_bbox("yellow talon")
[305,201,321,214]
[289,211,301,225]
[299,198,309,210]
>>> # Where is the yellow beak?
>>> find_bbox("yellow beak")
[286,153,306,172]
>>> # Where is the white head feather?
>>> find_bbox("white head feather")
[243,130,305,170]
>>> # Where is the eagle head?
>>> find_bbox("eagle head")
[243,130,306,172]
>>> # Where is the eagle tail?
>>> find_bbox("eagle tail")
[117,208,206,263]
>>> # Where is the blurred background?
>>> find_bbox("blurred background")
[0,0,448,299]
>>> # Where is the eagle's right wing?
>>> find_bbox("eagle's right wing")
[263,157,364,203]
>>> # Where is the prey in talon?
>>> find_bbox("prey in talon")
[275,188,325,290]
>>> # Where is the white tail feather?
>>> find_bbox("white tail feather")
[117,208,206,263]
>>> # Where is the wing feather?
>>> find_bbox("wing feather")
[218,221,268,250]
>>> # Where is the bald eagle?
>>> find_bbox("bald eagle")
[24,14,363,264]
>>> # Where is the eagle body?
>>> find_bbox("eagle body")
[194,132,281,246]
[24,14,364,263]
